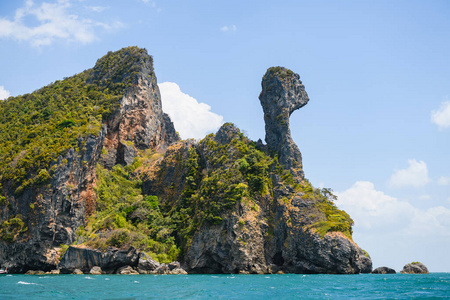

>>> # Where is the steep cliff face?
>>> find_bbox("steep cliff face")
[94,49,178,167]
[259,66,309,179]
[0,47,178,272]
[142,68,371,274]
[1,48,371,274]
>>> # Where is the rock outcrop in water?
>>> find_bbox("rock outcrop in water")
[372,266,396,274]
[401,262,429,274]
[0,47,371,274]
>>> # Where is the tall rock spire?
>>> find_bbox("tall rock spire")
[259,66,309,177]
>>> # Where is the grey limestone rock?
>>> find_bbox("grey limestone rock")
[59,245,139,274]
[0,47,179,273]
[116,265,139,275]
[401,262,429,274]
[89,266,102,275]
[259,66,309,178]
[168,261,181,270]
[137,253,160,273]
[372,266,396,274]
[169,268,188,275]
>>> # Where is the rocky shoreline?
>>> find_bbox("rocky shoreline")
[23,245,188,275]
[18,250,430,275]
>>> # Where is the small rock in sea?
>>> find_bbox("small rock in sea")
[168,261,181,271]
[137,253,160,272]
[400,262,429,274]
[73,269,83,274]
[169,268,188,275]
[372,267,396,274]
[90,266,102,275]
[154,264,169,274]
[25,270,45,275]
[116,265,139,275]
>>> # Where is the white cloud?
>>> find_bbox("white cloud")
[158,82,224,140]
[431,101,450,129]
[419,194,431,200]
[220,25,237,32]
[438,176,450,186]
[337,181,450,236]
[336,181,450,271]
[0,86,10,100]
[0,0,117,47]
[388,159,431,188]
[86,6,108,13]
[337,181,414,230]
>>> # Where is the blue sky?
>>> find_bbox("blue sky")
[1,0,449,272]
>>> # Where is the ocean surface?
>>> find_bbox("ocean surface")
[0,273,449,299]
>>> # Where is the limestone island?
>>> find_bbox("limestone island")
[0,47,372,274]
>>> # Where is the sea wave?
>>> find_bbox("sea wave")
[17,281,38,285]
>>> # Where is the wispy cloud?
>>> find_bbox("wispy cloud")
[159,82,223,139]
[388,159,431,188]
[437,176,450,186]
[86,6,108,13]
[220,25,237,32]
[0,0,119,47]
[0,86,10,100]
[431,100,450,130]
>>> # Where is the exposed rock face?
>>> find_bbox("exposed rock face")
[259,67,309,178]
[58,245,188,275]
[99,50,178,167]
[1,49,371,275]
[0,47,178,273]
[372,266,396,274]
[137,253,160,274]
[401,262,429,274]
[145,123,372,274]
[0,132,105,273]
[59,245,139,274]
[90,266,102,275]
[116,265,139,275]
[141,67,371,274]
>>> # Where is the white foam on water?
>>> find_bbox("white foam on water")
[105,278,110,280]
[133,281,140,284]
[6,274,12,277]
[211,276,219,278]
[17,281,38,285]
[84,276,94,280]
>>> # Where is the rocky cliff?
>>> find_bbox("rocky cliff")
[259,67,309,179]
[142,68,371,274]
[0,47,371,274]
[0,47,178,273]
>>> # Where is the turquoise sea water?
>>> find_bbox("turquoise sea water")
[0,273,449,299]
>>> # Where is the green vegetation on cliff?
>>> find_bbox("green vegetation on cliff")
[0,215,28,242]
[77,163,179,263]
[144,124,354,256]
[0,47,150,202]
[153,126,276,253]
